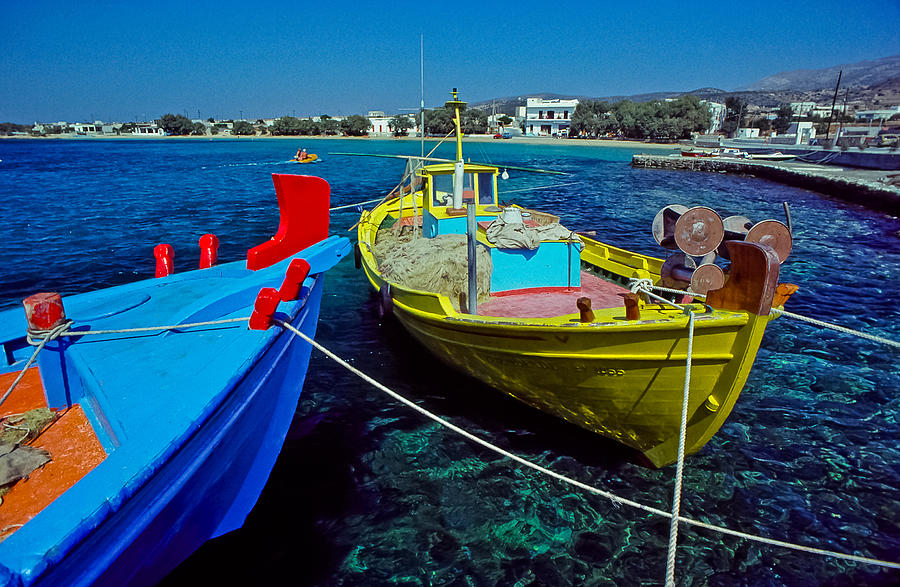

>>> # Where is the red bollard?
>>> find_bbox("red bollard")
[248,288,281,330]
[278,258,311,302]
[154,244,174,277]
[23,292,66,330]
[199,234,219,269]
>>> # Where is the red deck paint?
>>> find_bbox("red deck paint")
[478,271,631,318]
[0,368,106,536]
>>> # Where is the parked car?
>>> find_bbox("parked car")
[493,132,511,139]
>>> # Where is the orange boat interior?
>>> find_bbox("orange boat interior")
[0,367,106,540]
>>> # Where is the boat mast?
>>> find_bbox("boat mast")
[420,34,425,159]
[446,88,467,209]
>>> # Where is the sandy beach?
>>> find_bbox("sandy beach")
[5,132,679,151]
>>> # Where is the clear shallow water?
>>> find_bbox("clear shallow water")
[1,138,897,585]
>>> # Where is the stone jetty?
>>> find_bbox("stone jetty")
[631,154,900,215]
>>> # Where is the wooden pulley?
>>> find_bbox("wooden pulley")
[689,263,726,295]
[661,252,726,295]
[746,220,792,263]
[716,215,753,260]
[674,206,724,256]
[651,204,688,250]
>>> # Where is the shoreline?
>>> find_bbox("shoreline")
[0,133,679,150]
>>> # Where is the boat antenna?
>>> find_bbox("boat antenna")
[446,88,467,209]
[420,34,425,159]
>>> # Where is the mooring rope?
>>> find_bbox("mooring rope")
[275,318,900,571]
[1,316,251,408]
[628,279,900,350]
[665,309,695,587]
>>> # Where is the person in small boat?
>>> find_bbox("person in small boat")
[295,147,308,161]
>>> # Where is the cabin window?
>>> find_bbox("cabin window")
[478,173,494,204]
[431,172,477,207]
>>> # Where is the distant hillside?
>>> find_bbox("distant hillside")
[471,55,900,114]
[738,55,900,92]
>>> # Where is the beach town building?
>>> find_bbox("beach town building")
[854,106,900,122]
[789,102,817,117]
[701,101,726,133]
[524,98,579,137]
[367,113,417,137]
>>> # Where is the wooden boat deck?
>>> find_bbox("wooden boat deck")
[477,271,631,318]
[0,367,106,539]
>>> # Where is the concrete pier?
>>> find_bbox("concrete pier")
[631,154,900,215]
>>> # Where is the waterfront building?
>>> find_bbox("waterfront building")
[367,113,417,137]
[701,101,726,133]
[855,106,900,122]
[524,98,578,137]
[132,123,165,136]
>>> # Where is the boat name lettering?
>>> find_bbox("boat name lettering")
[496,356,625,375]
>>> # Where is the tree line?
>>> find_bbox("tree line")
[569,95,710,141]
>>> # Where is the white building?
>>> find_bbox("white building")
[132,123,165,136]
[789,102,817,117]
[701,101,726,133]
[368,113,417,137]
[524,98,578,137]
[855,107,900,122]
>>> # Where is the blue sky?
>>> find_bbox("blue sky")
[2,0,898,123]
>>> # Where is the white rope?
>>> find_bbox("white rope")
[0,319,74,408]
[1,316,251,408]
[665,309,695,587]
[498,181,582,195]
[275,318,900,571]
[630,279,899,349]
[771,307,900,349]
[330,198,385,212]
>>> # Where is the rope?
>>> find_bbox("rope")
[0,319,73,408]
[665,309,695,587]
[274,318,900,571]
[330,197,385,212]
[630,279,899,349]
[1,316,250,408]
[771,307,900,349]
[498,180,582,195]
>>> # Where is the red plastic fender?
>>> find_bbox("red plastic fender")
[154,244,174,277]
[278,258,311,302]
[199,234,219,269]
[248,287,281,330]
[246,174,330,271]
[23,292,66,330]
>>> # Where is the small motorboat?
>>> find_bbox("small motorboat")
[288,153,319,164]
[0,173,350,585]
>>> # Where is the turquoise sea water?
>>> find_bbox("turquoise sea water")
[0,138,897,585]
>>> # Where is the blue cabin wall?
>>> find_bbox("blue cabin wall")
[425,212,499,238]
[489,241,583,293]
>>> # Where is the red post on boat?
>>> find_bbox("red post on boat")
[248,288,281,330]
[23,292,66,330]
[199,234,219,269]
[278,258,311,302]
[154,244,174,278]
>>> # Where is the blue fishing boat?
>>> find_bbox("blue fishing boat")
[0,174,350,586]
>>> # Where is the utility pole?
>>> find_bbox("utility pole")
[825,70,842,141]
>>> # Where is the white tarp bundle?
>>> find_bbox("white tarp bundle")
[484,218,581,250]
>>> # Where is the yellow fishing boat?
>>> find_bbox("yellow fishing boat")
[355,90,794,467]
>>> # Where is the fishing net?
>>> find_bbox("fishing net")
[377,234,493,311]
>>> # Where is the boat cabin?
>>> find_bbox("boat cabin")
[416,161,582,294]
[419,163,500,238]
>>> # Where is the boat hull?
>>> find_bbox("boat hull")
[357,197,778,467]
[389,294,767,468]
[23,277,325,586]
